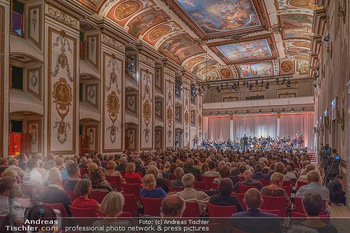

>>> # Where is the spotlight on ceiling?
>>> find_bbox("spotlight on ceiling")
[207,84,210,89]
[314,83,318,88]
[287,80,291,88]
[226,83,229,88]
[259,110,262,114]
[202,85,205,91]
[266,81,270,89]
[276,78,279,84]
[261,80,264,87]
[232,85,236,92]
[271,109,274,113]
[282,79,286,85]
[221,84,224,90]
[249,84,253,91]
[198,88,202,95]
[235,111,238,115]
[216,86,221,93]
[302,108,304,112]
[243,81,246,86]
[291,108,294,113]
[256,80,258,85]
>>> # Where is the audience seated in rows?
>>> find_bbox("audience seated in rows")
[261,172,292,207]
[147,165,169,192]
[124,162,142,183]
[63,163,81,191]
[170,167,184,189]
[184,158,202,181]
[105,161,124,181]
[0,178,17,216]
[232,188,282,233]
[209,178,244,212]
[235,170,263,192]
[90,169,115,192]
[41,168,72,216]
[23,159,42,186]
[72,179,102,217]
[252,163,269,180]
[176,173,209,215]
[160,194,186,218]
[203,161,219,177]
[6,158,25,176]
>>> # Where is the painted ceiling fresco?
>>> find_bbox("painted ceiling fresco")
[170,0,262,36]
[238,61,273,78]
[159,33,204,64]
[77,0,322,80]
[214,38,273,63]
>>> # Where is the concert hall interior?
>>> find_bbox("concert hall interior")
[0,0,350,231]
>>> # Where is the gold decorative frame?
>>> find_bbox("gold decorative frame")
[27,120,41,153]
[165,79,175,149]
[85,125,98,153]
[125,94,138,115]
[86,34,99,70]
[85,83,98,110]
[48,27,77,155]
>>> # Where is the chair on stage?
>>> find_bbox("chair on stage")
[106,176,122,191]
[207,203,237,217]
[140,197,163,216]
[261,195,286,217]
[182,202,200,218]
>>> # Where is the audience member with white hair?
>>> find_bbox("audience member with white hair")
[22,158,43,186]
[176,173,209,215]
[116,157,128,171]
[41,168,72,216]
[6,158,25,176]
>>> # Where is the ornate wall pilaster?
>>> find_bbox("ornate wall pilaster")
[164,66,175,148]
[183,84,191,148]
[47,27,77,154]
[139,53,155,150]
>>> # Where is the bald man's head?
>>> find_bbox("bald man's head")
[161,194,185,218]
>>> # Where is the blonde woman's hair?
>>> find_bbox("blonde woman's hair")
[87,162,98,172]
[106,160,117,170]
[126,162,136,173]
[2,169,18,180]
[270,172,284,185]
[146,165,159,178]
[45,168,62,185]
[142,174,156,190]
[101,191,124,217]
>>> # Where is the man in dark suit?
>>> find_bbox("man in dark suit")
[252,164,269,180]
[232,188,282,233]
[243,134,248,150]
[41,168,72,216]
[184,158,202,181]
[235,170,263,192]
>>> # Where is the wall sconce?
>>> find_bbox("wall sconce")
[338,0,346,24]
[337,107,345,131]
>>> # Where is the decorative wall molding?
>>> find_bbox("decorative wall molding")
[27,67,41,100]
[183,86,190,148]
[28,5,42,49]
[165,79,174,148]
[102,52,123,152]
[48,28,77,154]
[85,83,98,110]
[164,67,175,77]
[139,54,155,68]
[86,34,99,70]
[46,5,79,30]
[126,94,137,115]
[28,120,41,153]
[85,125,98,153]
[102,34,125,53]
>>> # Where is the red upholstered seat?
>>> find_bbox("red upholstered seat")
[182,202,200,218]
[64,189,78,201]
[136,171,143,177]
[169,187,184,192]
[125,177,141,184]
[211,182,219,190]
[282,185,292,196]
[202,176,217,189]
[42,203,68,217]
[294,197,326,215]
[194,181,207,190]
[237,184,258,193]
[207,203,237,217]
[231,193,246,210]
[106,176,122,191]
[122,183,140,201]
[118,212,132,218]
[69,205,99,218]
[296,181,308,190]
[262,209,280,216]
[140,197,163,216]
[291,211,330,224]
[89,191,108,204]
[120,171,126,177]
[283,180,291,187]
[164,179,172,186]
[261,195,286,217]
[122,194,138,217]
[79,168,88,178]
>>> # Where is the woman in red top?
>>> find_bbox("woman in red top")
[124,162,142,183]
[72,179,102,217]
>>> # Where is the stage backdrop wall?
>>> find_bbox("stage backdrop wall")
[204,113,315,149]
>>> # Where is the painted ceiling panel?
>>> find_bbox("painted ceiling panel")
[280,14,313,40]
[158,33,204,64]
[237,61,273,78]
